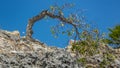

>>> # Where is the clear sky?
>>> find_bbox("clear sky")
[0,0,120,48]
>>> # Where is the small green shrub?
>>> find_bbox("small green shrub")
[78,57,87,66]
[71,29,101,56]
[99,53,115,68]
[106,25,120,48]
[104,53,115,61]
[99,59,110,68]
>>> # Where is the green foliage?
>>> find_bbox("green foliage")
[50,26,59,38]
[106,25,120,47]
[50,3,74,16]
[99,59,110,68]
[103,53,115,61]
[99,53,115,68]
[77,58,87,66]
[71,29,100,56]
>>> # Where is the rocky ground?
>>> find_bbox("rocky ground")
[0,29,120,68]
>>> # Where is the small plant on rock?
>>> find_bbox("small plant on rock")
[77,57,87,66]
[71,28,101,56]
[99,52,115,68]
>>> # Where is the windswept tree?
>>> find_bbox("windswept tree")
[26,4,87,45]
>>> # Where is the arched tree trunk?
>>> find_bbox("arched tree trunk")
[26,10,79,47]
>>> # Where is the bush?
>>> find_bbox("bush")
[71,29,101,56]
[106,25,120,48]
[99,53,115,68]
[77,57,87,66]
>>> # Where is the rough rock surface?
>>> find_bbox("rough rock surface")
[0,29,120,68]
[0,30,81,68]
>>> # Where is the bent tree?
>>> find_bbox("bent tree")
[26,5,84,46]
[26,10,79,39]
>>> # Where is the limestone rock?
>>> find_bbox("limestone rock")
[0,29,120,68]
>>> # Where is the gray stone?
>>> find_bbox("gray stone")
[0,29,120,68]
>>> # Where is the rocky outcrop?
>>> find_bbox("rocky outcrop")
[0,30,81,68]
[0,29,120,68]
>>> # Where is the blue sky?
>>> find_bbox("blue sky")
[0,0,120,48]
